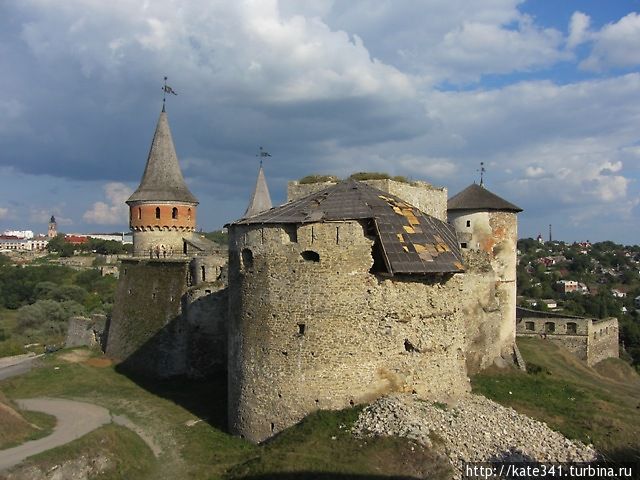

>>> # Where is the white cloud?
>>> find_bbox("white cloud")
[567,11,590,49]
[580,13,640,71]
[0,207,8,219]
[83,182,132,225]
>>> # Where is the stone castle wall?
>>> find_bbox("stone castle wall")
[106,256,228,378]
[106,259,191,377]
[287,179,448,221]
[516,314,619,366]
[227,221,498,442]
[449,210,518,362]
[588,318,619,366]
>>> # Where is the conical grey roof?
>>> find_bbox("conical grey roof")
[243,164,272,217]
[127,111,198,205]
[448,183,521,212]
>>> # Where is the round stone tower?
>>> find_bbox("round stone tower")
[447,183,522,362]
[126,108,198,257]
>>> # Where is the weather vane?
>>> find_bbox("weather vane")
[477,161,485,187]
[256,146,271,166]
[162,76,177,111]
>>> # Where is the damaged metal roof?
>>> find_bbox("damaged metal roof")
[231,180,464,275]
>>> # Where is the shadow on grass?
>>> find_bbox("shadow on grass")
[117,368,228,431]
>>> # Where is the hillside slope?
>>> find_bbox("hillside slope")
[472,337,640,462]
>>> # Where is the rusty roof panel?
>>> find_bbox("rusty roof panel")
[231,180,464,274]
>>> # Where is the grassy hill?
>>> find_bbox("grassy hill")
[1,339,638,478]
[472,337,640,462]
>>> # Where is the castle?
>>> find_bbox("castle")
[106,108,525,443]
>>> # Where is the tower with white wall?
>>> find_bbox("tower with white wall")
[448,183,522,366]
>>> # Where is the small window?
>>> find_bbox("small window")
[284,225,297,243]
[336,226,340,245]
[187,208,192,220]
[567,322,577,334]
[525,321,535,331]
[138,208,142,220]
[298,323,306,336]
[242,248,254,269]
[155,207,161,219]
[466,220,471,227]
[301,250,320,262]
[544,322,555,333]
[460,242,468,249]
[201,265,206,282]
[172,207,178,219]
[205,289,211,294]
[183,241,188,255]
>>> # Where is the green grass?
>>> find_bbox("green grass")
[10,424,156,479]
[0,401,56,449]
[0,348,450,479]
[472,337,640,462]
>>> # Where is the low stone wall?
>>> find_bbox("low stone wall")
[65,315,107,349]
[516,311,619,366]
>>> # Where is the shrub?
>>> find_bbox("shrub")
[298,174,340,184]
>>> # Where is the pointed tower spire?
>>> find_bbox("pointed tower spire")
[244,163,272,218]
[127,110,197,204]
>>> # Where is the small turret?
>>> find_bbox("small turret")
[244,163,272,218]
[448,182,522,364]
[127,109,198,257]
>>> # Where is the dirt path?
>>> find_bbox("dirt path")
[0,355,43,382]
[0,398,111,471]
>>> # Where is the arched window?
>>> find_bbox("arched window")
[138,207,142,220]
[155,207,161,219]
[172,207,178,219]
[187,208,192,220]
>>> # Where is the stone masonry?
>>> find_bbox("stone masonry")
[516,308,619,366]
[226,219,509,442]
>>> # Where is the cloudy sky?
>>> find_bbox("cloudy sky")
[1,0,639,244]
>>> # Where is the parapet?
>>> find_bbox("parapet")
[287,178,448,221]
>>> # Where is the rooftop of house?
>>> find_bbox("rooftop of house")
[231,180,464,275]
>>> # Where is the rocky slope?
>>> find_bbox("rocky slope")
[353,394,597,476]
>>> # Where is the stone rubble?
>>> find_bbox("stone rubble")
[352,394,598,476]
